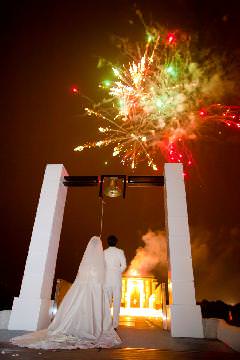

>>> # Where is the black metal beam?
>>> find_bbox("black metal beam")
[128,176,164,187]
[63,176,99,187]
[63,175,164,188]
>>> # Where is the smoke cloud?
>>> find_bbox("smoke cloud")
[126,230,167,277]
[126,226,240,304]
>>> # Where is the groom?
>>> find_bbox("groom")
[104,235,127,329]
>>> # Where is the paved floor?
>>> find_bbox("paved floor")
[0,317,239,359]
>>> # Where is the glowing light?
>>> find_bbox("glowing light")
[71,85,79,94]
[99,127,109,133]
[113,67,121,77]
[146,32,155,43]
[165,65,177,77]
[120,275,166,319]
[167,32,176,44]
[75,22,240,170]
[120,307,163,318]
[74,146,84,152]
[129,269,139,277]
[113,147,120,156]
[155,98,164,109]
[102,80,112,88]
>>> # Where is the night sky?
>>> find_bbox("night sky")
[1,0,240,305]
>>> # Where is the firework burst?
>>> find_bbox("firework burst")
[74,24,240,170]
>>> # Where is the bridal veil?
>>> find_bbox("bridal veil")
[11,236,121,349]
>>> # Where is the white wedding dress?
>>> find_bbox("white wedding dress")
[11,236,121,349]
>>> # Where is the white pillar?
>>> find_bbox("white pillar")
[164,163,203,338]
[8,164,68,331]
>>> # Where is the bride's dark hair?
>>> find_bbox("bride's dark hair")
[107,235,118,247]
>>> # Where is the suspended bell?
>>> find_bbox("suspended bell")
[103,177,122,198]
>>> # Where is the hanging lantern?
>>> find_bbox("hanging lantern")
[103,177,122,198]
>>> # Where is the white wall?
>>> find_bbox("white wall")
[203,318,240,352]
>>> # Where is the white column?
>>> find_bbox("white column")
[8,164,68,331]
[164,163,203,338]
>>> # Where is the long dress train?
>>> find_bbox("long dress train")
[10,236,121,349]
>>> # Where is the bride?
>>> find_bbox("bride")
[11,236,121,349]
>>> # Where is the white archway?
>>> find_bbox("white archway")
[8,163,203,338]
